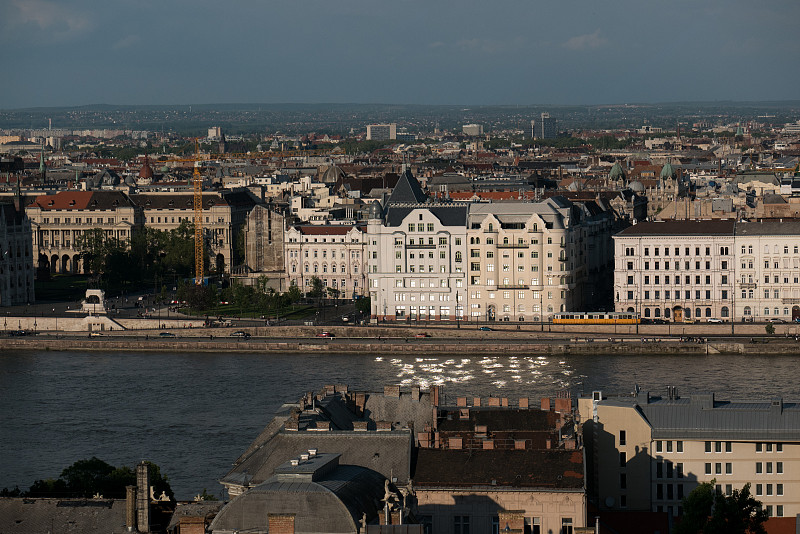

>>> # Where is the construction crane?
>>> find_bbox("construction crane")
[161,145,337,285]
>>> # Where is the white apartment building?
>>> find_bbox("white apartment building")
[365,123,397,141]
[735,220,800,322]
[613,220,736,322]
[465,198,613,322]
[367,201,468,322]
[285,224,367,298]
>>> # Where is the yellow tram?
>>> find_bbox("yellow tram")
[552,312,640,325]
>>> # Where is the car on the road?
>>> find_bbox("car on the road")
[158,332,177,338]
[414,333,431,338]
[651,319,667,324]
[88,332,104,337]
[229,331,251,339]
[8,330,28,337]
[316,331,335,338]
[766,318,786,323]
[707,318,723,324]
[479,326,493,331]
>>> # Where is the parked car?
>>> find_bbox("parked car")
[88,332,104,337]
[159,332,177,338]
[479,326,493,331]
[229,331,251,339]
[414,333,431,338]
[766,318,786,323]
[316,331,335,338]
[707,318,723,323]
[9,330,28,337]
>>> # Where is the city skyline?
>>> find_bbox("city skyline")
[3,0,800,109]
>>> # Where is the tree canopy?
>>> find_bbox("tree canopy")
[2,457,172,500]
[674,481,767,534]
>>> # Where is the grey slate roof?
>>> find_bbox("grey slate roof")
[167,501,224,531]
[736,220,800,236]
[603,393,800,440]
[387,169,427,204]
[211,462,385,533]
[615,219,735,237]
[0,498,127,534]
[384,205,469,228]
[221,430,412,488]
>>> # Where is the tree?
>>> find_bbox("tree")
[674,481,767,534]
[308,276,325,299]
[765,322,775,335]
[355,296,371,316]
[287,283,302,304]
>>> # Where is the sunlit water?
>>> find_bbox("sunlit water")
[1,350,798,499]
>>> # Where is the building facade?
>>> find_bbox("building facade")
[366,123,397,141]
[285,224,367,298]
[0,202,35,306]
[613,220,736,322]
[26,191,140,275]
[465,198,613,322]
[579,391,800,519]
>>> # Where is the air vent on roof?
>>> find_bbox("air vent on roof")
[308,449,317,457]
[290,459,299,467]
[300,454,309,462]
[593,391,602,402]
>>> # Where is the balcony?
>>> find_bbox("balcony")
[497,243,528,249]
[739,282,757,289]
[498,284,528,290]
[406,244,436,249]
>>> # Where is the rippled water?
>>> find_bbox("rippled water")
[1,350,798,499]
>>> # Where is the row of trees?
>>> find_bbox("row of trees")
[1,457,172,500]
[75,220,204,288]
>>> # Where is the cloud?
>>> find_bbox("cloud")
[113,34,141,49]
[563,29,607,50]
[5,0,92,40]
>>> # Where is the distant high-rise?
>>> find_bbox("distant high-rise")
[462,124,484,136]
[208,126,221,140]
[535,113,556,139]
[366,124,397,141]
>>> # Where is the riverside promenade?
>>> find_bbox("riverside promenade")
[2,323,800,356]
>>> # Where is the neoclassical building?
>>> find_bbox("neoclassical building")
[285,224,367,298]
[613,220,736,322]
[26,191,140,275]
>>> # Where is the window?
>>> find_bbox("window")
[705,463,712,475]
[619,431,626,446]
[620,452,626,467]
[705,441,712,453]
[620,473,627,489]
[776,461,783,474]
[756,462,762,474]
[561,518,573,534]
[454,515,470,534]
[725,462,732,474]
[656,441,663,453]
[526,517,541,534]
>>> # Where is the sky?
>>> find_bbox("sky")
[2,0,800,108]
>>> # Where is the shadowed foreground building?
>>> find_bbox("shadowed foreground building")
[213,385,588,534]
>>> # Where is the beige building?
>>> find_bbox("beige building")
[465,198,613,322]
[613,220,736,322]
[579,391,800,519]
[285,224,367,297]
[26,190,140,274]
[242,204,287,288]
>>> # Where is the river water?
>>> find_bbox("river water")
[1,350,798,500]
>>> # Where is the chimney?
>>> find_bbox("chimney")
[136,462,150,533]
[488,397,501,407]
[541,397,551,411]
[473,397,481,407]
[268,513,296,534]
[125,486,136,532]
[377,421,392,431]
[519,398,529,409]
[411,386,421,401]
[546,439,552,449]
[501,397,509,407]
[355,393,367,416]
[430,386,440,407]
[554,398,571,413]
[384,385,401,398]
[483,440,494,450]
[449,437,463,450]
[457,396,467,407]
[514,439,526,450]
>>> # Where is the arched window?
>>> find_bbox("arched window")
[695,308,701,318]
[721,306,729,317]
[705,308,711,317]
[488,223,493,231]
[764,307,770,316]
[644,308,651,318]
[665,308,671,318]
[743,306,751,316]
[503,237,509,245]
[655,308,661,317]
[626,307,635,313]
[685,308,691,318]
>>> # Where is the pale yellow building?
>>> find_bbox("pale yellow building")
[579,391,800,519]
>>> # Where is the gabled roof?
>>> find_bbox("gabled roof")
[0,498,128,534]
[28,191,135,211]
[387,169,427,204]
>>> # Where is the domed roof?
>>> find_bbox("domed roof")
[139,154,154,180]
[609,161,625,180]
[660,161,676,180]
[629,181,645,193]
[321,164,346,184]
[368,200,382,219]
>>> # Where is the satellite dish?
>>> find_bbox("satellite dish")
[605,496,615,507]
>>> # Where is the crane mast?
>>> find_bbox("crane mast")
[193,142,204,285]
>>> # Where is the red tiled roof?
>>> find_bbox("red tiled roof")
[29,191,93,210]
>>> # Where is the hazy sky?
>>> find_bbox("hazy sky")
[3,0,799,108]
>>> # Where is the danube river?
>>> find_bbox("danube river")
[1,350,798,500]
